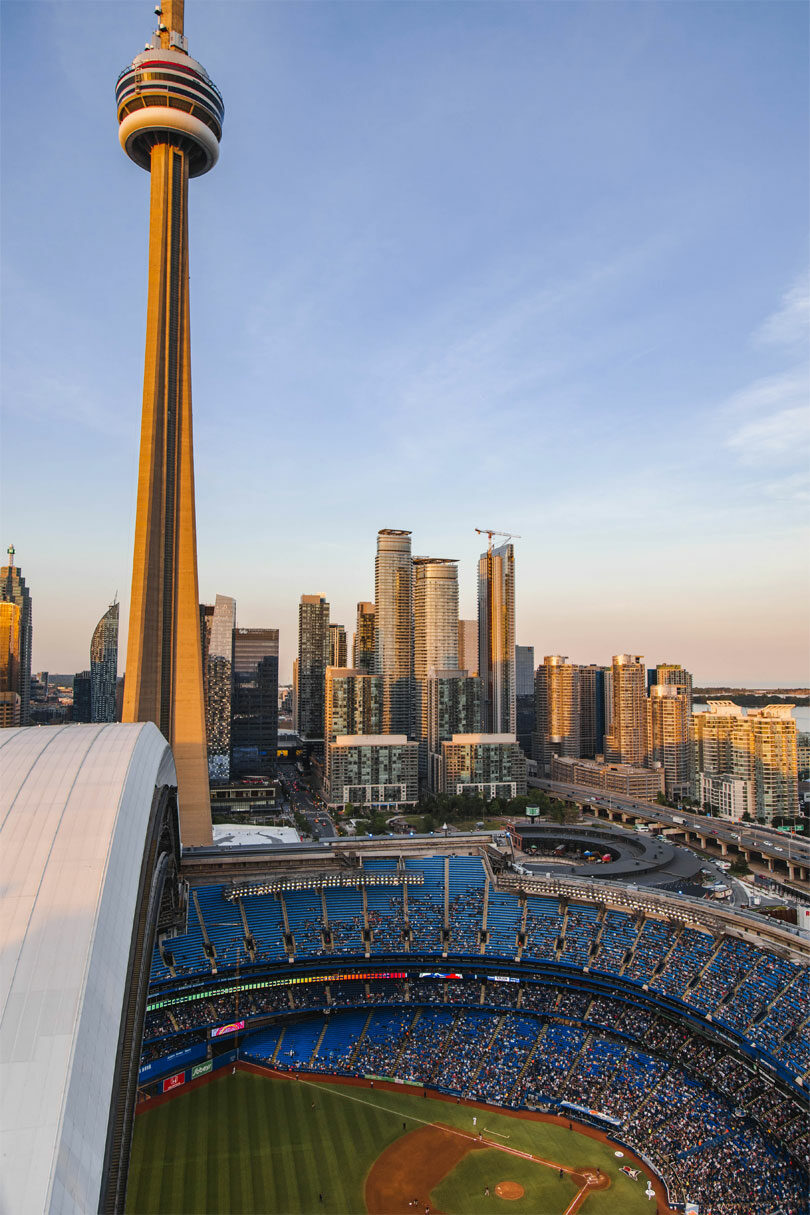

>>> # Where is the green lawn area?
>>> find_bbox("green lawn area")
[127,1071,653,1215]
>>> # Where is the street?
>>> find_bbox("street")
[277,763,337,840]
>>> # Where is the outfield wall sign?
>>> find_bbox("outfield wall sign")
[162,1072,184,1093]
[191,1060,213,1079]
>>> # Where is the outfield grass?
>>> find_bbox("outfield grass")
[127,1071,654,1214]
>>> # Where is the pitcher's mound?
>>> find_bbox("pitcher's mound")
[494,1182,524,1200]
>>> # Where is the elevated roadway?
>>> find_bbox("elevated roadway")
[529,777,809,884]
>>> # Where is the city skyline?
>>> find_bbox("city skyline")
[2,1,808,685]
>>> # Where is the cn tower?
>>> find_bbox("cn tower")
[116,0,223,845]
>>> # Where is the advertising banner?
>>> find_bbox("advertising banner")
[191,1060,213,1080]
[211,1021,245,1038]
[162,1072,184,1094]
[526,807,540,817]
[138,1042,207,1083]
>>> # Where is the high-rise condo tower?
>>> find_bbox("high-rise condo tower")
[116,0,223,844]
[374,530,413,735]
[478,541,516,735]
[412,557,459,748]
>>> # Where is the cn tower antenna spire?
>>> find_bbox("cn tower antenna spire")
[157,0,184,48]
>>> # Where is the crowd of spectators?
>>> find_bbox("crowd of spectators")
[148,862,810,1086]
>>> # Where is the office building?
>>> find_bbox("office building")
[426,670,482,790]
[516,646,534,696]
[440,734,527,799]
[412,557,459,749]
[353,602,376,673]
[604,654,647,766]
[205,594,236,781]
[73,671,92,723]
[297,595,330,741]
[515,644,535,757]
[117,4,224,844]
[649,663,693,715]
[90,602,119,723]
[1,546,32,725]
[458,619,478,677]
[692,702,799,823]
[231,628,279,778]
[647,683,691,800]
[478,541,515,734]
[534,656,581,774]
[326,735,419,810]
[579,664,607,758]
[551,755,665,800]
[0,601,21,727]
[374,530,413,735]
[329,623,348,669]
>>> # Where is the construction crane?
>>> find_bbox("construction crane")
[475,528,522,550]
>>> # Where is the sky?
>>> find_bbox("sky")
[1,0,808,687]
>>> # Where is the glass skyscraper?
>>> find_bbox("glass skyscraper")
[477,541,515,735]
[231,628,279,778]
[90,602,119,723]
[0,602,21,727]
[1,547,32,725]
[297,595,330,741]
[374,530,413,735]
[412,557,459,749]
[353,602,376,674]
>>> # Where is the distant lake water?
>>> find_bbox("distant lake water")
[693,703,810,732]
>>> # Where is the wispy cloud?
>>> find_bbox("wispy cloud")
[755,277,810,349]
[722,278,810,468]
[727,402,809,465]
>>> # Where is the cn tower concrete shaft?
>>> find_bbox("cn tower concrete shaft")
[123,143,210,845]
[118,3,223,846]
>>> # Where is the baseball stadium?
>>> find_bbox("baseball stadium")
[2,728,809,1215]
[128,836,809,1215]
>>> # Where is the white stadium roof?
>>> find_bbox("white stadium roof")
[0,723,176,1215]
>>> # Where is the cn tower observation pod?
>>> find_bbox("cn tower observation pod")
[116,47,224,177]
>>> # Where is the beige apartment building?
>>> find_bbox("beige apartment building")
[647,684,691,801]
[534,655,580,774]
[604,654,647,766]
[691,701,799,823]
[698,773,752,821]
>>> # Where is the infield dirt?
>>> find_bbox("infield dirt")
[365,1123,485,1214]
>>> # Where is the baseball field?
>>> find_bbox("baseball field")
[127,1068,667,1214]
